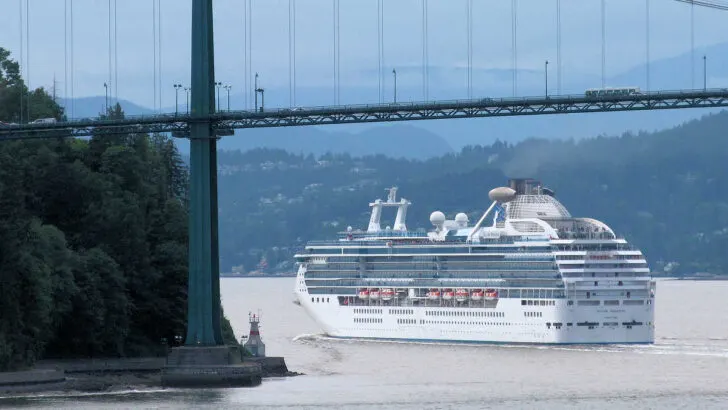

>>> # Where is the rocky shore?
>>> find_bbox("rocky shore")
[0,357,301,395]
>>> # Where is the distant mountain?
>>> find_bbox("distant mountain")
[211,124,453,160]
[60,96,155,118]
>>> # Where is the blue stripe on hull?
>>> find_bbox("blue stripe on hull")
[327,335,654,346]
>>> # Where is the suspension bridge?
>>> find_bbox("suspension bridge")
[0,0,727,356]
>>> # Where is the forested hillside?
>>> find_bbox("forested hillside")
[218,112,728,276]
[0,47,236,371]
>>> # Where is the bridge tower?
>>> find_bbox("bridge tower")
[162,0,262,387]
[185,0,222,347]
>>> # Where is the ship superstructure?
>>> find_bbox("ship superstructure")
[294,179,655,344]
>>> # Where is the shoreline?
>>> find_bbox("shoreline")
[1,357,302,396]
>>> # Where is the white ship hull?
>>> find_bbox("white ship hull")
[295,272,655,345]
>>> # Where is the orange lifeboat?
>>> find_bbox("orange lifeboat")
[455,288,469,302]
[484,289,499,300]
[381,288,395,301]
[358,289,370,300]
[443,289,455,301]
[471,289,484,301]
[426,288,441,300]
[369,288,381,300]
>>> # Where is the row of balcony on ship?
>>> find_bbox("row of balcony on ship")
[301,241,638,255]
[302,269,649,281]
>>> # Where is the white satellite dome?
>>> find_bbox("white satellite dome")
[488,186,517,203]
[429,211,446,227]
[455,212,469,227]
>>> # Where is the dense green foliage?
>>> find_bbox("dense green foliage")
[218,113,728,276]
[0,48,237,371]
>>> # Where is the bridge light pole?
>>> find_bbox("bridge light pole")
[545,60,549,97]
[103,83,109,113]
[184,87,191,114]
[256,88,265,112]
[254,73,259,111]
[392,69,397,103]
[224,85,232,111]
[215,82,222,112]
[173,83,182,115]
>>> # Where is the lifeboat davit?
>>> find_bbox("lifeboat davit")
[471,289,484,301]
[443,289,454,301]
[455,288,469,302]
[369,289,381,300]
[358,289,370,300]
[427,288,441,300]
[381,288,395,301]
[484,289,499,300]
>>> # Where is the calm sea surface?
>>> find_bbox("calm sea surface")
[4,278,728,409]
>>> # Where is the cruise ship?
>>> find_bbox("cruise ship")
[294,179,655,344]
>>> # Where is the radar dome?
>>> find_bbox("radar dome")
[455,213,469,227]
[429,211,446,226]
[488,186,517,203]
[347,226,353,232]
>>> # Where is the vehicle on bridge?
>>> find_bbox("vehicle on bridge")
[585,87,641,98]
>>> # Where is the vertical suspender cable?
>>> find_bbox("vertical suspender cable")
[556,0,561,95]
[153,0,157,112]
[19,0,24,122]
[288,0,293,107]
[26,0,30,119]
[65,0,68,115]
[422,0,430,101]
[333,0,336,104]
[381,0,385,103]
[243,0,249,110]
[601,0,606,89]
[114,0,118,105]
[158,0,162,111]
[690,1,695,88]
[70,0,74,118]
[511,0,517,97]
[422,0,426,100]
[337,0,340,105]
[249,0,253,109]
[646,0,650,91]
[377,0,381,104]
[470,0,473,98]
[292,0,296,106]
[287,0,291,107]
[108,0,112,112]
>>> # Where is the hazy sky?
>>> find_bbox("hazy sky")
[1,0,726,110]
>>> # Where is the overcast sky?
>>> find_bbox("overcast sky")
[1,0,726,110]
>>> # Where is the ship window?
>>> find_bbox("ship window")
[521,300,526,305]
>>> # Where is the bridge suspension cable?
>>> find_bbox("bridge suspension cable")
[674,0,728,11]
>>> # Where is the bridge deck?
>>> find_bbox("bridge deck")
[2,89,728,139]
